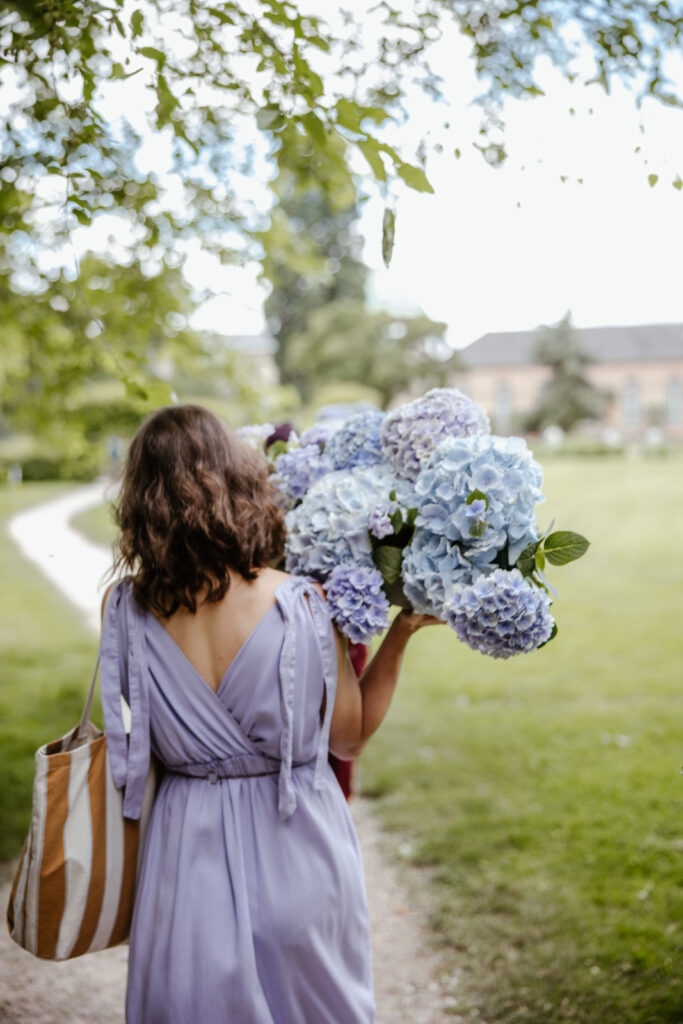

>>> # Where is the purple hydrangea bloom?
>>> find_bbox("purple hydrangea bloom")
[323,564,391,642]
[272,444,333,504]
[368,504,394,539]
[413,434,544,565]
[380,388,490,482]
[326,410,386,470]
[445,568,554,659]
[299,421,339,449]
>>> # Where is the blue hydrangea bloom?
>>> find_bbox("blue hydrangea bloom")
[272,445,334,504]
[326,410,386,470]
[413,434,544,566]
[401,528,481,617]
[445,568,555,658]
[323,564,390,642]
[380,388,490,482]
[285,465,397,577]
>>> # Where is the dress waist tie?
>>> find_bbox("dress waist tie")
[167,753,315,785]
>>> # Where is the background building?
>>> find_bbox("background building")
[454,323,683,439]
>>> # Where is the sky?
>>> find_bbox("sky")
[187,13,683,351]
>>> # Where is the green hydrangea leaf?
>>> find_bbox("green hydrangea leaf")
[467,488,489,510]
[372,544,403,587]
[544,531,590,565]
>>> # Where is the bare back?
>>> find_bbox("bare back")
[151,567,291,693]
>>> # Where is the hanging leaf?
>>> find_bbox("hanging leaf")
[395,162,434,193]
[358,139,386,181]
[382,207,396,267]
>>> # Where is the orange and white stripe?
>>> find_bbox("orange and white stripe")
[7,727,156,961]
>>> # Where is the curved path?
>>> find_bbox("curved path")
[1,484,459,1023]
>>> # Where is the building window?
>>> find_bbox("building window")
[623,378,640,428]
[494,381,512,434]
[667,377,682,426]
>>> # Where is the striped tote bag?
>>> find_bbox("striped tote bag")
[6,643,158,960]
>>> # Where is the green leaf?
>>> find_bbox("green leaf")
[544,531,590,566]
[468,521,487,539]
[302,111,326,146]
[335,98,361,132]
[372,544,403,587]
[381,207,395,267]
[515,540,539,576]
[131,9,144,37]
[139,46,166,66]
[534,548,546,571]
[358,139,386,182]
[389,507,403,533]
[648,173,659,187]
[466,488,489,510]
[256,106,284,131]
[266,439,288,458]
[673,175,683,191]
[395,162,434,193]
[124,378,148,401]
[537,621,558,650]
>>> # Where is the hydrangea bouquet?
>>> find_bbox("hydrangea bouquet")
[239,389,589,657]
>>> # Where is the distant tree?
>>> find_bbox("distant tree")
[283,299,454,407]
[258,134,367,385]
[525,312,609,432]
[0,253,270,453]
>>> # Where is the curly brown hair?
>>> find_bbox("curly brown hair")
[113,404,285,617]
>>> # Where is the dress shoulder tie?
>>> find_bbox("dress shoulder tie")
[99,579,152,820]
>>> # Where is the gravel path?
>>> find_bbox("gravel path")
[1,484,463,1023]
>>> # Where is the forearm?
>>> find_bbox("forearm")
[355,612,415,749]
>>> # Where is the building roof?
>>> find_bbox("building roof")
[459,323,683,368]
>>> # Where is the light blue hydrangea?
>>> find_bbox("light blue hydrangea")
[299,421,339,449]
[272,444,334,504]
[380,388,490,482]
[236,422,275,450]
[413,434,544,566]
[326,410,386,470]
[323,564,390,642]
[445,568,555,658]
[285,465,397,577]
[401,528,482,617]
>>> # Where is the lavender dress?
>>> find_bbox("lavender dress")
[100,575,375,1024]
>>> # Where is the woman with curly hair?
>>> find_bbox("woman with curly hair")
[101,404,439,1024]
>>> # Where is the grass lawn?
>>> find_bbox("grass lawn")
[70,499,118,548]
[0,483,100,865]
[360,454,683,1023]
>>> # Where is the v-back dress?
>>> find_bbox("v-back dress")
[100,575,375,1024]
